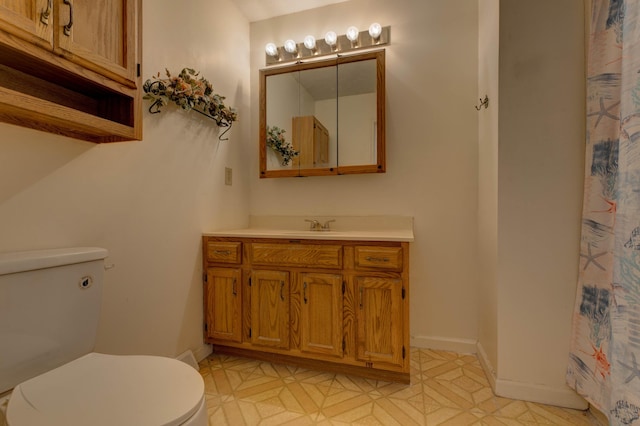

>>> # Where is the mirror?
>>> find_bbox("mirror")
[260,50,385,178]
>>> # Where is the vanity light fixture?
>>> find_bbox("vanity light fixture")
[265,42,279,58]
[346,25,359,46]
[303,35,317,53]
[325,31,337,49]
[369,22,382,41]
[283,39,298,55]
[264,23,390,65]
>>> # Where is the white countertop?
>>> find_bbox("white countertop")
[203,215,414,242]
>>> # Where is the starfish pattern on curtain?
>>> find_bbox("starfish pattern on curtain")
[567,0,640,424]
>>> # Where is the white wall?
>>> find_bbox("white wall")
[0,0,251,361]
[477,0,500,378]
[249,0,481,352]
[493,0,587,408]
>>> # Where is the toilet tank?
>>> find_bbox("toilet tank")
[0,247,108,394]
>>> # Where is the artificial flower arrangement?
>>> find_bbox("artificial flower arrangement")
[142,68,238,140]
[266,125,299,166]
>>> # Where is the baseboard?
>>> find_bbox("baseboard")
[411,335,478,354]
[476,342,588,410]
[192,343,213,363]
[494,377,589,410]
[476,341,497,390]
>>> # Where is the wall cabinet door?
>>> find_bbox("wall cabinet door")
[0,0,53,48]
[250,269,290,350]
[55,0,137,86]
[355,276,404,367]
[205,267,242,343]
[300,272,343,357]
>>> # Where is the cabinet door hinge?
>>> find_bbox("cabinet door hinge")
[137,63,141,77]
[203,272,208,283]
[249,328,252,338]
[342,338,346,352]
[402,287,405,299]
[342,281,346,294]
[402,346,406,359]
[248,277,252,287]
[204,323,208,332]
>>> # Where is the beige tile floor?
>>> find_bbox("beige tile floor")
[198,348,601,425]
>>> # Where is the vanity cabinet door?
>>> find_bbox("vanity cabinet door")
[300,272,343,358]
[0,0,53,48]
[355,276,404,368]
[250,269,290,350]
[204,267,242,343]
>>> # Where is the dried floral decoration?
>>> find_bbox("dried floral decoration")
[143,68,238,140]
[266,126,298,166]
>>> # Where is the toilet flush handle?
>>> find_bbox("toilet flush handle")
[104,263,115,271]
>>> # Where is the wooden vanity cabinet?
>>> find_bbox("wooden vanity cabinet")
[202,236,411,383]
[250,269,290,349]
[0,0,142,142]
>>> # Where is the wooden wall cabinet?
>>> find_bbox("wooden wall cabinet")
[292,115,329,168]
[0,0,142,142]
[202,236,411,383]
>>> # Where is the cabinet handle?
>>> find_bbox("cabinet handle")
[63,0,73,36]
[232,278,237,296]
[280,281,285,301]
[303,282,308,304]
[359,287,363,309]
[214,250,231,255]
[40,0,52,25]
[365,256,390,263]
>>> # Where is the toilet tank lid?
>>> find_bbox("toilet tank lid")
[0,247,108,276]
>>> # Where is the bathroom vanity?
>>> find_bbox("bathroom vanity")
[202,216,413,383]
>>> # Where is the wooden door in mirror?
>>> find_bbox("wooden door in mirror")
[260,50,385,178]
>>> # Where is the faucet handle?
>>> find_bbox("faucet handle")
[321,219,335,231]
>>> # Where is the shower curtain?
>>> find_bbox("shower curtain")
[567,0,640,424]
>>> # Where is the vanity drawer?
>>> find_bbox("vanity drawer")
[251,243,342,268]
[354,246,403,271]
[206,241,242,264]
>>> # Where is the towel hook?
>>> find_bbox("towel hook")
[475,95,489,110]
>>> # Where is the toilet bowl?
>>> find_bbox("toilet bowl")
[6,353,206,426]
[0,247,207,426]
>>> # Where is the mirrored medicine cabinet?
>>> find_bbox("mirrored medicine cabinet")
[259,50,385,178]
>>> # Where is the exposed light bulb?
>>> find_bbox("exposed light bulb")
[324,31,337,46]
[303,35,316,50]
[284,39,297,54]
[368,23,382,40]
[265,42,278,57]
[346,26,359,42]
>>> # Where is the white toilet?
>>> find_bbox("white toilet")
[0,247,207,426]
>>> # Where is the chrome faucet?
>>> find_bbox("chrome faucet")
[304,219,335,231]
[321,220,335,231]
[305,219,321,231]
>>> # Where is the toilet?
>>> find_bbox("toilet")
[0,247,207,426]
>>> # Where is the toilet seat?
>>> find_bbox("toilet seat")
[7,352,205,426]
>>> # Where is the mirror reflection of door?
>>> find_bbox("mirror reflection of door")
[338,59,377,167]
[265,66,337,172]
[292,66,337,169]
